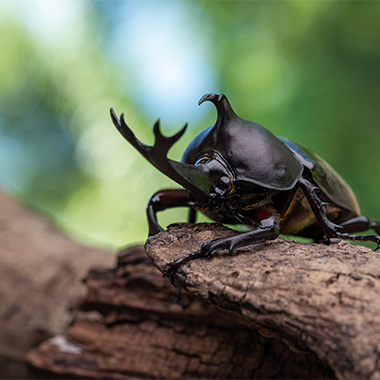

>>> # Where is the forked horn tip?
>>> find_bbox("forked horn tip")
[153,118,161,135]
[174,122,188,140]
[110,107,117,119]
[110,107,122,127]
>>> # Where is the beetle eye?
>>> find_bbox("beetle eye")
[215,176,232,195]
[218,176,230,189]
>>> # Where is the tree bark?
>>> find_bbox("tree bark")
[146,223,380,379]
[27,244,334,379]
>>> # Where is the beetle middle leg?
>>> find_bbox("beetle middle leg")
[163,214,280,284]
[187,206,197,224]
[300,177,380,249]
[147,189,195,236]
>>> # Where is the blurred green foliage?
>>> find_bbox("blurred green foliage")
[1,1,380,250]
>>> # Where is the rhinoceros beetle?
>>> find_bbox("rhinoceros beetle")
[110,93,380,281]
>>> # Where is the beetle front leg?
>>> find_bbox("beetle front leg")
[147,189,195,236]
[300,177,380,249]
[163,214,280,284]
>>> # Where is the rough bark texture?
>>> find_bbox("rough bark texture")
[146,223,380,380]
[0,191,113,378]
[28,245,334,379]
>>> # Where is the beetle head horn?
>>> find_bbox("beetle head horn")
[110,108,211,204]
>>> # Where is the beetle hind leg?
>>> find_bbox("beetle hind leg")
[339,215,380,234]
[338,216,380,250]
[300,177,380,250]
[339,233,380,250]
[369,219,380,236]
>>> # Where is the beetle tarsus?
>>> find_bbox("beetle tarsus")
[163,250,203,285]
[163,246,218,284]
[335,232,380,247]
[163,214,280,283]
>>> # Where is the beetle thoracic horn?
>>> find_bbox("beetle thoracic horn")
[110,108,211,204]
[198,92,237,123]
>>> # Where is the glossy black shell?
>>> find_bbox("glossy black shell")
[181,93,303,191]
[280,138,360,216]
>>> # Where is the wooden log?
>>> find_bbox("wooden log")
[27,244,334,379]
[146,223,380,380]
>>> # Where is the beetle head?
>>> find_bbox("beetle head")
[194,153,234,199]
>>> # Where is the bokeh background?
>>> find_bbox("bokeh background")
[1,0,380,250]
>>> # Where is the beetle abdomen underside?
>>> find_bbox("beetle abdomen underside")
[280,187,345,237]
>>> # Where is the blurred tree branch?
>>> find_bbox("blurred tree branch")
[0,190,113,378]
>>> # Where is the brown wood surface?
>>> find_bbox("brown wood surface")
[28,245,334,379]
[146,223,380,379]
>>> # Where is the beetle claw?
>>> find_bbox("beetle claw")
[162,242,221,285]
[162,249,204,285]
[163,257,184,285]
[228,244,237,256]
[162,264,176,286]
